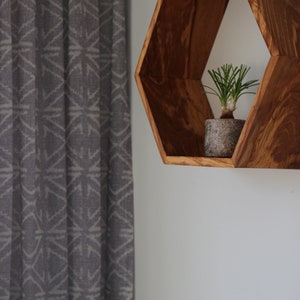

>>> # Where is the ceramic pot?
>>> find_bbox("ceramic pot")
[204,119,245,157]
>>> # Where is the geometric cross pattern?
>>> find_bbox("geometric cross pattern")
[0,0,134,299]
[135,0,300,168]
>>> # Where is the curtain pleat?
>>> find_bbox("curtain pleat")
[0,1,134,299]
[0,1,13,297]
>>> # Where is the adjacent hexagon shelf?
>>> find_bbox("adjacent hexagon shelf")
[135,0,300,168]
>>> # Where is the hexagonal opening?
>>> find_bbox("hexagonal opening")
[202,0,270,120]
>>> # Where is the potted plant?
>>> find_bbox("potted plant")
[203,64,259,157]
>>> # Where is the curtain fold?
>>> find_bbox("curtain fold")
[0,1,134,299]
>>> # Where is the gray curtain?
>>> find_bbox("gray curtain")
[0,1,134,299]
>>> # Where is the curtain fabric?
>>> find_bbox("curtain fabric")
[0,1,134,299]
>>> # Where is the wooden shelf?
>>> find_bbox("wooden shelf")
[135,0,300,169]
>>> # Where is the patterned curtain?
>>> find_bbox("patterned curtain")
[0,1,134,299]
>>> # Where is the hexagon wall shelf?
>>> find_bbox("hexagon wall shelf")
[135,0,300,169]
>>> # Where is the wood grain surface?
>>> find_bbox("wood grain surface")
[138,0,228,78]
[249,0,300,58]
[233,56,300,168]
[165,156,233,168]
[139,76,213,157]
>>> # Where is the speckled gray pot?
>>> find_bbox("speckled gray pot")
[204,119,245,158]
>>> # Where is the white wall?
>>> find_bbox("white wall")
[130,1,300,300]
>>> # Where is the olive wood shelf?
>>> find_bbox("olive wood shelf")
[135,0,300,169]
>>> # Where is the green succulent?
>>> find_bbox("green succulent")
[203,64,259,118]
